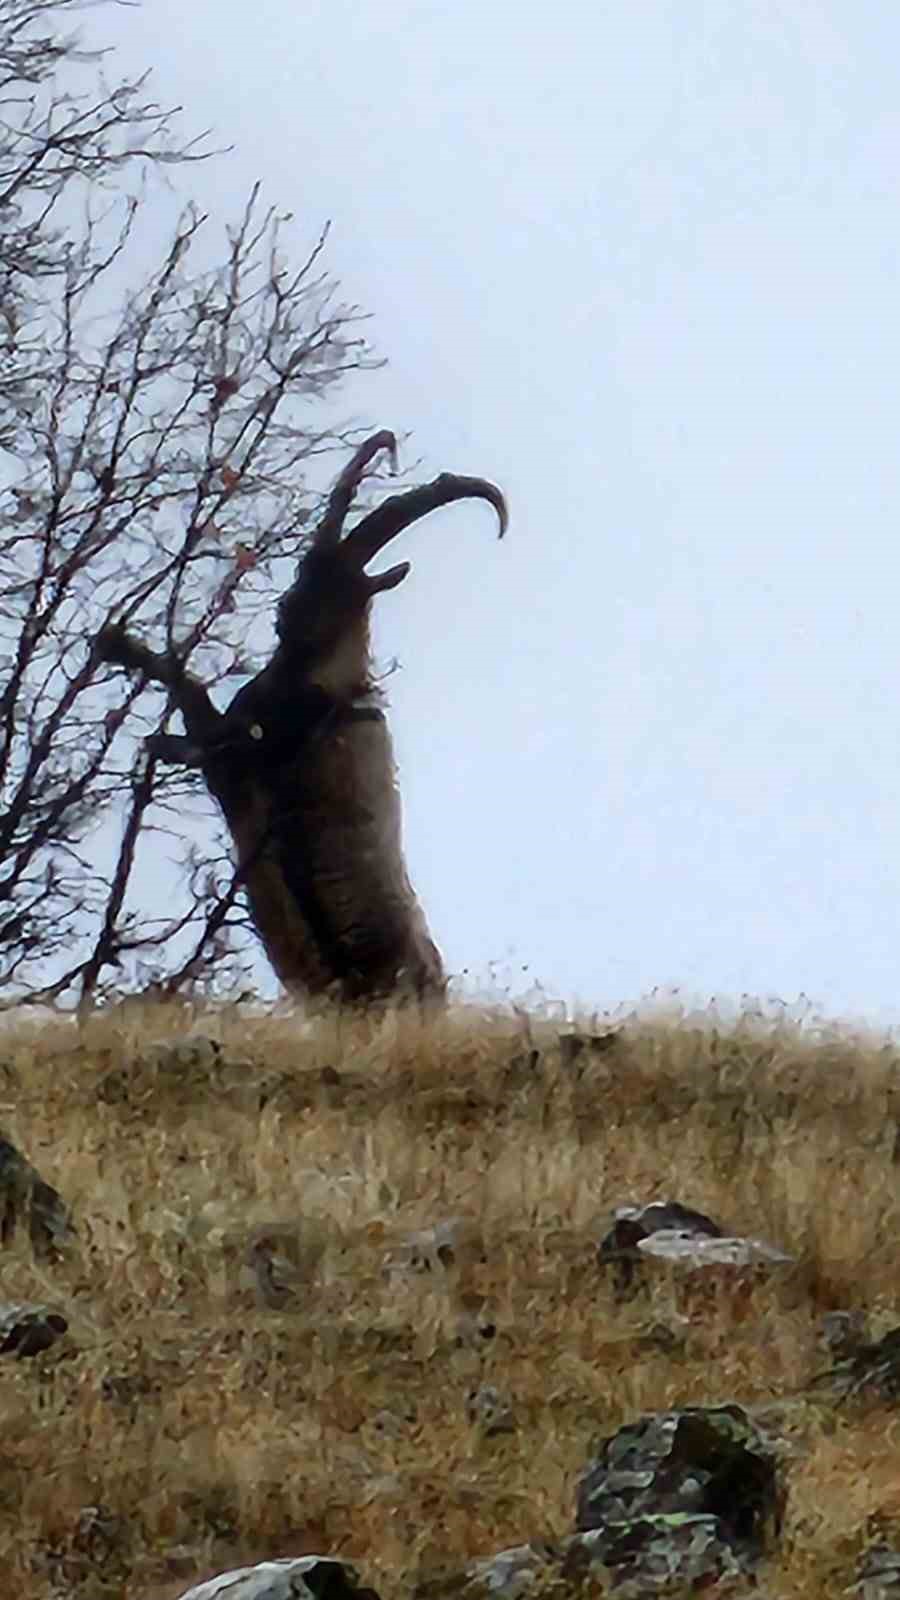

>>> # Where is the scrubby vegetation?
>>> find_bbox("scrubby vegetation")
[0,1000,897,1597]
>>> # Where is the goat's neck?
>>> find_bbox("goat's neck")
[307,613,373,700]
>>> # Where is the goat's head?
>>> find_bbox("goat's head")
[276,432,507,694]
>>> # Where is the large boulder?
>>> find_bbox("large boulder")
[573,1403,781,1589]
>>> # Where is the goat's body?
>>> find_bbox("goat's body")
[212,701,444,1003]
[97,432,504,1006]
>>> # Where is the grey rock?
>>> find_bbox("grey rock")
[369,1404,417,1439]
[0,1300,67,1356]
[243,1221,329,1310]
[576,1403,781,1582]
[563,1516,744,1594]
[599,1201,724,1259]
[597,1200,791,1296]
[854,1544,900,1597]
[462,1544,559,1599]
[635,1229,794,1269]
[0,1134,74,1259]
[174,1555,381,1600]
[819,1309,870,1360]
[383,1216,485,1278]
[814,1325,900,1403]
[143,1034,223,1072]
[598,1201,723,1293]
[415,1544,559,1600]
[466,1383,516,1436]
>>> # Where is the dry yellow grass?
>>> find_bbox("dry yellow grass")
[0,999,897,1598]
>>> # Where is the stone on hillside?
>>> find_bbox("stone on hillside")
[383,1216,486,1278]
[558,1030,620,1071]
[461,1544,559,1600]
[174,1555,381,1600]
[367,1403,418,1441]
[453,1290,497,1346]
[466,1383,516,1436]
[0,1301,67,1356]
[635,1229,794,1269]
[242,1221,329,1309]
[853,1543,900,1597]
[143,1034,223,1072]
[597,1200,793,1306]
[816,1326,900,1404]
[419,1529,760,1600]
[575,1403,781,1587]
[598,1201,723,1262]
[598,1201,722,1293]
[563,1516,745,1594]
[414,1544,559,1600]
[100,1034,262,1104]
[0,1133,74,1258]
[818,1308,870,1359]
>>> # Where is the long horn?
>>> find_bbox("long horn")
[344,473,508,570]
[314,430,398,547]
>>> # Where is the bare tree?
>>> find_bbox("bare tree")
[0,0,381,1006]
[98,432,507,1008]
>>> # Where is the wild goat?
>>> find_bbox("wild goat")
[97,432,507,1004]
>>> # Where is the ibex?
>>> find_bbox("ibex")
[97,432,507,1004]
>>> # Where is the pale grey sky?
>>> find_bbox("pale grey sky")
[85,2,900,1022]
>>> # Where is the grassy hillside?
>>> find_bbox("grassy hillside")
[0,1000,897,1597]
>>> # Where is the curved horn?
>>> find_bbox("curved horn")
[345,473,508,570]
[314,430,398,547]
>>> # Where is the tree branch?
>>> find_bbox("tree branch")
[94,621,223,746]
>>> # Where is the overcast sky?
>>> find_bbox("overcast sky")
[82,1,900,1024]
